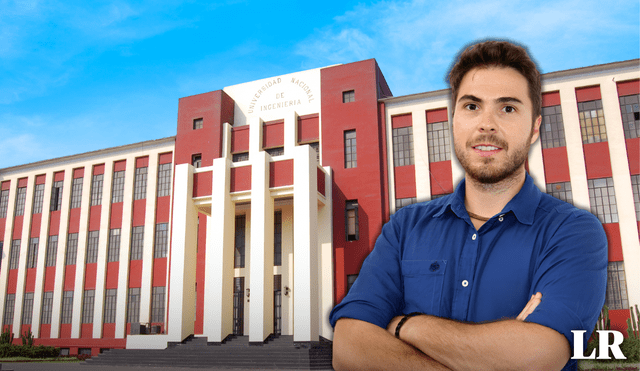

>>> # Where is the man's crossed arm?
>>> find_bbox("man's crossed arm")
[333,293,570,371]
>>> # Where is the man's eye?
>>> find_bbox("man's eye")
[465,103,478,110]
[502,106,516,113]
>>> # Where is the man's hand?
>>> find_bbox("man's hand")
[517,292,542,321]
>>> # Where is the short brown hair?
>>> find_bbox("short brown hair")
[448,40,541,121]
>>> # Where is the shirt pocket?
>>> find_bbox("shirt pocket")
[401,260,447,315]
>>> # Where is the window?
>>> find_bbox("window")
[232,152,249,162]
[27,237,38,269]
[578,100,607,144]
[540,105,566,149]
[14,187,27,216]
[546,181,573,205]
[66,233,78,265]
[631,174,640,221]
[90,174,103,206]
[78,348,92,356]
[157,163,172,197]
[347,274,358,292]
[344,130,357,168]
[108,229,121,262]
[134,167,148,200]
[69,178,83,209]
[3,294,15,327]
[193,118,203,130]
[32,184,45,214]
[274,211,282,266]
[127,288,140,323]
[154,223,168,258]
[151,287,165,323]
[234,215,246,268]
[0,189,9,218]
[50,180,63,211]
[345,200,359,241]
[396,197,417,210]
[309,142,320,163]
[427,121,451,163]
[82,290,94,324]
[191,154,202,169]
[265,147,284,157]
[61,291,73,324]
[46,235,58,267]
[111,171,125,203]
[103,289,117,324]
[393,127,414,167]
[86,231,99,264]
[619,93,639,139]
[342,90,355,103]
[130,226,144,260]
[588,177,619,223]
[10,240,20,270]
[606,262,629,310]
[40,292,53,324]
[21,292,34,325]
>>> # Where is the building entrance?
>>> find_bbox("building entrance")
[233,277,244,335]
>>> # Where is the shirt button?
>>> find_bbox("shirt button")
[499,215,504,222]
[472,234,477,240]
[462,280,469,287]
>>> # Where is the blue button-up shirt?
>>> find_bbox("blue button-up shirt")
[330,174,607,370]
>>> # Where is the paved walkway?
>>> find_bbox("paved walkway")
[1,363,315,371]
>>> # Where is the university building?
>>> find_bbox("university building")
[0,58,638,355]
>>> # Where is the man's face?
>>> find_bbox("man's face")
[452,66,541,184]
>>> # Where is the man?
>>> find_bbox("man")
[330,40,608,371]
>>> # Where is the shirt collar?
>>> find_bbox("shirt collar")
[433,173,541,225]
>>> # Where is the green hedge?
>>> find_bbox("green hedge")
[0,344,60,359]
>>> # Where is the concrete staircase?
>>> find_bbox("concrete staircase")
[85,335,333,370]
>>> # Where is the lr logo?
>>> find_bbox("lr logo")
[571,330,626,359]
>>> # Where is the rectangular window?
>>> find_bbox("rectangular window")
[157,163,172,197]
[265,147,284,157]
[32,184,45,214]
[393,127,414,167]
[134,167,148,200]
[3,294,15,327]
[540,105,566,149]
[46,235,58,267]
[151,287,165,323]
[619,93,639,139]
[274,211,282,266]
[21,292,34,325]
[86,231,99,264]
[345,200,359,241]
[396,197,417,210]
[61,291,73,324]
[111,171,125,203]
[70,178,83,209]
[192,154,202,169]
[0,189,9,218]
[108,229,121,262]
[344,130,357,168]
[578,100,607,144]
[50,180,63,212]
[426,121,451,163]
[631,174,640,222]
[193,118,203,130]
[234,215,246,268]
[130,226,144,260]
[232,152,249,162]
[588,177,619,223]
[546,181,573,205]
[347,274,359,293]
[27,237,38,269]
[10,240,20,270]
[40,292,53,325]
[82,290,94,324]
[154,223,168,259]
[103,289,117,324]
[90,174,103,206]
[66,233,78,265]
[342,90,355,103]
[606,261,629,310]
[14,187,27,216]
[127,288,140,323]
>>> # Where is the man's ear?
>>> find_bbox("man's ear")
[530,115,542,144]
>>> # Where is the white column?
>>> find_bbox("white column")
[166,163,198,342]
[317,166,333,340]
[249,151,274,343]
[203,157,235,342]
[71,172,93,338]
[284,111,298,155]
[560,86,590,211]
[13,175,35,336]
[528,127,546,191]
[139,154,160,325]
[412,110,431,202]
[293,145,319,342]
[249,117,263,161]
[93,160,114,337]
[0,179,17,329]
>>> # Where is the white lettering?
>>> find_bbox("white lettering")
[571,330,626,360]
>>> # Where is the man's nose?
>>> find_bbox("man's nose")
[478,110,498,133]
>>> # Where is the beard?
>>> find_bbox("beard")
[454,133,532,184]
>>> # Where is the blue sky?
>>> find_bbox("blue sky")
[1,0,638,169]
